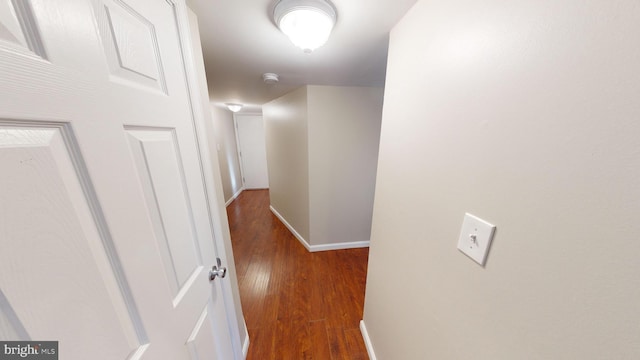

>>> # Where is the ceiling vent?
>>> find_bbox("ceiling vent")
[262,73,280,84]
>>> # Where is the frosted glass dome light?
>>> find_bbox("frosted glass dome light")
[226,103,243,112]
[274,0,337,53]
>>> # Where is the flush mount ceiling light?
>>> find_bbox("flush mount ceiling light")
[273,0,337,53]
[226,103,243,112]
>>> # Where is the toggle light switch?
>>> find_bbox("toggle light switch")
[457,213,496,266]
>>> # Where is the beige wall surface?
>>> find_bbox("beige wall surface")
[209,104,243,202]
[363,0,640,359]
[307,86,384,246]
[263,87,311,241]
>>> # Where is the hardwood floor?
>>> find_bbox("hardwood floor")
[227,190,370,360]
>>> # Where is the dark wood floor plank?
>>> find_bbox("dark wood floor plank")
[344,328,369,359]
[308,320,332,359]
[227,190,369,359]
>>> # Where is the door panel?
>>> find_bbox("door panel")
[96,0,167,92]
[0,0,237,358]
[125,128,206,305]
[186,306,218,359]
[0,0,45,58]
[0,290,29,340]
[0,124,147,358]
[126,128,203,288]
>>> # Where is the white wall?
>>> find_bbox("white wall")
[307,86,384,246]
[263,87,311,241]
[209,104,243,203]
[363,0,640,359]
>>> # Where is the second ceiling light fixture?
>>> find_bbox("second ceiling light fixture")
[273,0,337,53]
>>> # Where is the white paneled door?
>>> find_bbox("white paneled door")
[235,114,269,189]
[0,0,238,359]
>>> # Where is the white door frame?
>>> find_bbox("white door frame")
[177,5,246,358]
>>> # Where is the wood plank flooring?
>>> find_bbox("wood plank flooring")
[227,190,370,359]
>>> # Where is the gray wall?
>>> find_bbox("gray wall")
[263,87,311,241]
[362,0,640,358]
[263,85,384,248]
[308,86,384,246]
[208,104,243,203]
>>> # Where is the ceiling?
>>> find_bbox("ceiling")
[186,0,418,113]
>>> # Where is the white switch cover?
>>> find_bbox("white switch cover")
[457,213,496,266]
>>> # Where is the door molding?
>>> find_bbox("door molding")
[177,5,245,358]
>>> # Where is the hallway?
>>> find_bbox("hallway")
[227,190,370,359]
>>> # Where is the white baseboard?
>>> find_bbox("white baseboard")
[225,187,244,207]
[360,320,377,360]
[242,325,249,359]
[269,205,311,250]
[269,206,370,252]
[309,240,370,252]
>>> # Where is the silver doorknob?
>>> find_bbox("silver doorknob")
[209,257,227,281]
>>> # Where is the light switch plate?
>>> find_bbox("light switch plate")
[457,213,496,266]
